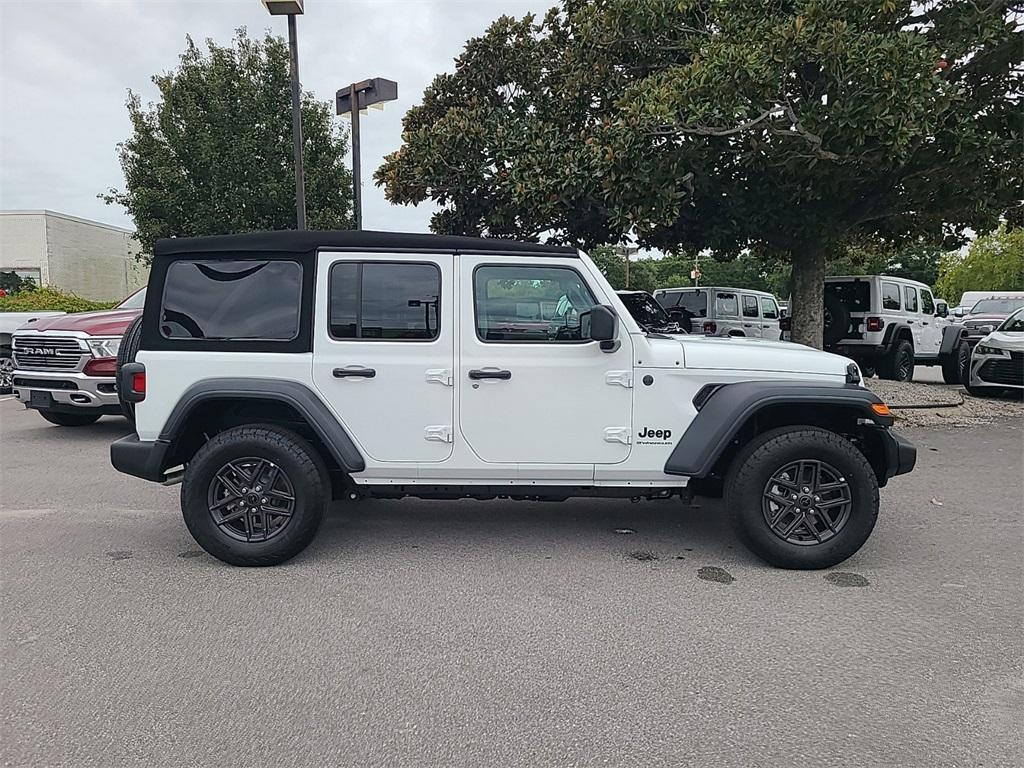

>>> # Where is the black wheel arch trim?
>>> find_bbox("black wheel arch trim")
[938,324,968,357]
[667,381,894,478]
[158,378,366,474]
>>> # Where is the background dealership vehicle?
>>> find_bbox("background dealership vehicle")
[0,310,66,394]
[958,294,1024,348]
[653,286,785,339]
[11,289,145,425]
[951,290,1024,319]
[615,290,684,334]
[965,307,1024,396]
[111,231,915,571]
[822,275,968,383]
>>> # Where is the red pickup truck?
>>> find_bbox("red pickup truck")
[11,289,145,426]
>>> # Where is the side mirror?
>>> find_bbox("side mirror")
[953,307,964,318]
[935,301,948,318]
[979,324,994,335]
[584,304,619,351]
[779,308,788,318]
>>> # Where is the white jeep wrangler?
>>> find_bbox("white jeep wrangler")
[111,231,916,569]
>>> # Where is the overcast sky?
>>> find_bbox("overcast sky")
[0,0,552,233]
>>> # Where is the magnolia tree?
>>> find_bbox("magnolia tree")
[104,30,353,258]
[378,0,1022,347]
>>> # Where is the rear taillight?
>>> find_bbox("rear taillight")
[702,321,717,334]
[131,372,146,395]
[83,357,117,376]
[866,316,884,332]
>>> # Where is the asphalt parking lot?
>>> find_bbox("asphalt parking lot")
[1,396,1022,768]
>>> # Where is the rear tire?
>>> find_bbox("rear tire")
[724,426,879,570]
[38,410,102,427]
[116,315,144,424]
[181,424,328,567]
[941,340,969,384]
[879,339,914,382]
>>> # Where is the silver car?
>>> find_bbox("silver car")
[966,307,1024,396]
[653,286,784,339]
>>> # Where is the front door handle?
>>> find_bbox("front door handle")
[333,367,376,378]
[743,323,753,328]
[468,369,511,380]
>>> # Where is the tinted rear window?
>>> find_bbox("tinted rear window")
[161,259,301,340]
[658,290,708,317]
[825,281,871,312]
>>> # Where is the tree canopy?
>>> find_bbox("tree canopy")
[377,0,1022,346]
[934,225,1024,304]
[104,29,353,258]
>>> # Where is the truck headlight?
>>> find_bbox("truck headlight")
[975,344,1005,357]
[86,337,121,359]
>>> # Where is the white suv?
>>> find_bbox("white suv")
[823,275,969,383]
[111,231,915,570]
[653,286,785,339]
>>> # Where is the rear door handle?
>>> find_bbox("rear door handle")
[333,367,376,378]
[468,369,511,380]
[743,323,753,328]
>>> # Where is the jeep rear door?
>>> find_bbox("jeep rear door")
[311,252,455,463]
[458,256,633,465]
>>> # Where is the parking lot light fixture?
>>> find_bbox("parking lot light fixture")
[336,78,398,229]
[262,0,306,229]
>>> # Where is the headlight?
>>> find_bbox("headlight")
[85,337,121,359]
[975,344,1006,357]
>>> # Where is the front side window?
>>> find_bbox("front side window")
[742,295,759,318]
[475,265,597,342]
[760,297,779,319]
[904,286,919,313]
[161,259,301,340]
[881,282,901,310]
[920,290,935,315]
[715,292,739,317]
[329,262,440,340]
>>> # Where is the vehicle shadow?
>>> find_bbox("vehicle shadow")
[309,493,755,565]
[14,416,133,443]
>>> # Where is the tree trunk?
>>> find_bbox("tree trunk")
[790,246,826,349]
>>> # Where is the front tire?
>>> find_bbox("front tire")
[38,410,102,427]
[941,340,969,384]
[181,424,328,567]
[725,426,879,570]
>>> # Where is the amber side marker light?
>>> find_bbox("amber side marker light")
[871,403,891,417]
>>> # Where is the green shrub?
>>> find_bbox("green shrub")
[0,286,116,313]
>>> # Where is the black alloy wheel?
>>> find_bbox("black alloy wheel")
[761,459,852,546]
[207,457,296,543]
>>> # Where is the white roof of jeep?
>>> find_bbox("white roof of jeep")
[825,275,932,290]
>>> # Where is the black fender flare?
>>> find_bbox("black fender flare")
[160,377,365,473]
[880,323,912,352]
[938,324,968,357]
[664,381,891,478]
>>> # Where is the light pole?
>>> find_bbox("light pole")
[615,244,639,288]
[336,78,398,229]
[262,0,306,230]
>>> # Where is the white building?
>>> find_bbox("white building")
[0,210,149,301]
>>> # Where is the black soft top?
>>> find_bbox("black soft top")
[153,229,577,257]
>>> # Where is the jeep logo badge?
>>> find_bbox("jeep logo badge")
[637,427,672,443]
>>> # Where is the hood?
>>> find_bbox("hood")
[679,335,852,377]
[964,313,1008,322]
[979,331,1024,352]
[22,307,142,336]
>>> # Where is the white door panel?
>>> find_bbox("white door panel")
[458,256,633,465]
[311,252,455,463]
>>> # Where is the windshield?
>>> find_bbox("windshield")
[998,308,1024,333]
[117,287,147,309]
[969,298,1024,315]
[619,293,672,330]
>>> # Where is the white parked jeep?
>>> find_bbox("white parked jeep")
[823,275,969,383]
[111,231,916,569]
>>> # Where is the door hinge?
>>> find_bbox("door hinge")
[424,425,453,443]
[425,368,453,386]
[604,427,631,445]
[605,370,633,388]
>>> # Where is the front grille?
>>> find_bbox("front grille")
[13,336,87,371]
[978,354,1024,386]
[12,377,78,391]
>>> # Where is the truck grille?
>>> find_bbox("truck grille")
[978,353,1024,386]
[13,336,88,371]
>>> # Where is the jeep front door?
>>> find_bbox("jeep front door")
[312,252,455,463]
[458,258,633,465]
